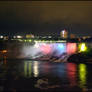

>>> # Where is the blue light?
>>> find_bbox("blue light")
[58,44,64,49]
[56,43,66,55]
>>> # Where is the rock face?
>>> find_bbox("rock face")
[67,53,92,63]
[35,53,69,62]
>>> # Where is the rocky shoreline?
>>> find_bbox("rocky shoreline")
[0,52,92,64]
[35,51,92,63]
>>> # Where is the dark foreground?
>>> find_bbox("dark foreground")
[0,60,92,92]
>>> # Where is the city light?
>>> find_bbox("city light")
[0,35,3,38]
[60,29,68,39]
[17,35,23,39]
[2,50,7,53]
[13,36,16,39]
[28,39,32,42]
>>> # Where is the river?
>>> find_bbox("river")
[0,60,92,92]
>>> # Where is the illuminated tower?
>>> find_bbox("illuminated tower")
[60,29,68,39]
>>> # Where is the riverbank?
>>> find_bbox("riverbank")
[0,51,92,64]
[68,50,92,63]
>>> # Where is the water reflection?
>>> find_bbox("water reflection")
[67,63,77,87]
[24,61,32,78]
[79,64,87,88]
[55,63,67,78]
[24,62,27,77]
[33,61,39,77]
[0,59,91,91]
[29,62,32,77]
[40,62,50,76]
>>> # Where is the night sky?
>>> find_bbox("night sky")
[0,1,92,36]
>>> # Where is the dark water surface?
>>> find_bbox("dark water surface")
[0,60,92,92]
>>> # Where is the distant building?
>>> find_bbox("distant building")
[60,29,68,39]
[4,36,9,40]
[82,36,91,40]
[17,35,23,39]
[70,34,76,39]
[26,34,34,38]
[13,35,23,39]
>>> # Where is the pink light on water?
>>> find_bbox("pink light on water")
[67,43,77,55]
[67,63,77,87]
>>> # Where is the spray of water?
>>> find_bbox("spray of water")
[21,42,77,61]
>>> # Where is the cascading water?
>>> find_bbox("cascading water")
[21,42,77,61]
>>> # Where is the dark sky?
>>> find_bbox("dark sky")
[0,1,92,36]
